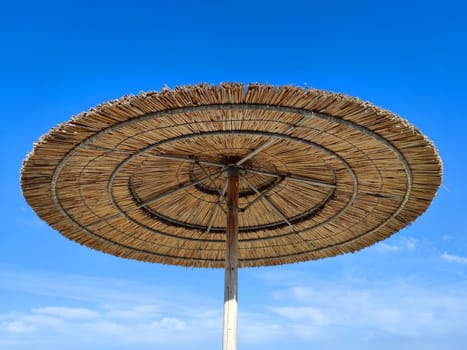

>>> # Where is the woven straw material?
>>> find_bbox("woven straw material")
[21,83,442,268]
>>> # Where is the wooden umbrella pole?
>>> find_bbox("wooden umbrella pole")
[223,166,239,350]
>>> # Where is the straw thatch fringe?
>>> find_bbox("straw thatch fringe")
[21,83,442,268]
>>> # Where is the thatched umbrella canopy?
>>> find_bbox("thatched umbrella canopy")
[21,83,442,349]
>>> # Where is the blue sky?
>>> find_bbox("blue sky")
[1,0,467,349]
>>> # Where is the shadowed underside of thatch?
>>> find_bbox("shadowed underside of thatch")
[20,83,442,267]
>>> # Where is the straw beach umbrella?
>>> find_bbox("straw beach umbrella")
[21,83,442,349]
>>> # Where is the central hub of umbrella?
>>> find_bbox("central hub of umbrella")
[188,155,279,198]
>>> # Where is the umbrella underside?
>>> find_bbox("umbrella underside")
[21,83,442,267]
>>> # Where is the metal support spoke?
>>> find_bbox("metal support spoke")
[205,180,229,235]
[88,168,225,228]
[193,180,229,261]
[236,138,277,166]
[241,167,336,188]
[242,176,315,250]
[140,168,225,206]
[242,176,292,226]
[84,145,134,154]
[236,117,306,166]
[240,176,283,212]
[196,161,228,202]
[153,153,225,168]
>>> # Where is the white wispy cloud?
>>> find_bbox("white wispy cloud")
[0,266,223,350]
[378,243,402,252]
[248,267,467,349]
[441,252,467,264]
[35,307,100,320]
[0,303,221,350]
[312,284,463,334]
[376,237,419,253]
